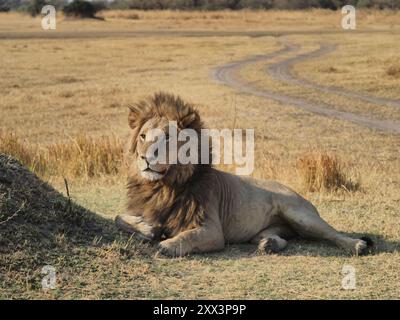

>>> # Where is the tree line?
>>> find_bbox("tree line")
[1,0,399,13]
[108,0,400,10]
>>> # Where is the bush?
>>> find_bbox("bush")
[107,0,400,10]
[27,0,47,17]
[318,0,338,9]
[63,0,99,18]
[0,0,10,12]
[0,131,125,179]
[386,65,400,78]
[92,0,109,11]
[296,152,360,192]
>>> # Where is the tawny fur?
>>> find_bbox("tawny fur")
[117,92,373,257]
[125,92,211,238]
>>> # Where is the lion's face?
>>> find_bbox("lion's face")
[127,92,205,184]
[136,117,171,181]
[135,117,198,182]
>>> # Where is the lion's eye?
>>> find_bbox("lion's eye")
[140,133,146,140]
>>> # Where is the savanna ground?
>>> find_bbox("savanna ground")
[0,9,399,299]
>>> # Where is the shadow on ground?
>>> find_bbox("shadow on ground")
[0,154,154,295]
[0,154,119,253]
[192,233,400,261]
[1,154,398,273]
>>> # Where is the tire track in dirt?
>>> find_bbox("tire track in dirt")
[267,43,400,109]
[211,42,400,134]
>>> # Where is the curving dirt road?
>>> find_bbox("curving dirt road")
[211,41,400,134]
[267,43,400,109]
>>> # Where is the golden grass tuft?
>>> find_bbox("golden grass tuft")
[0,132,125,179]
[100,10,140,20]
[44,134,125,178]
[321,66,338,73]
[296,152,360,193]
[0,131,47,176]
[386,65,400,78]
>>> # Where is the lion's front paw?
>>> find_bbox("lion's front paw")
[157,239,189,257]
[115,214,155,242]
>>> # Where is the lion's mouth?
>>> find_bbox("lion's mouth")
[143,167,166,175]
[140,167,166,181]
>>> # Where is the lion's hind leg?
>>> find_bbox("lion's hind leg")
[251,225,295,254]
[280,204,372,255]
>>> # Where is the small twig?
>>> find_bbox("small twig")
[63,178,72,215]
[0,201,26,226]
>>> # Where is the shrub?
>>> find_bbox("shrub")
[296,152,359,192]
[63,0,99,18]
[0,131,125,179]
[0,0,10,12]
[107,0,400,10]
[92,0,109,12]
[125,12,140,19]
[0,131,46,176]
[357,0,374,7]
[386,65,400,78]
[44,134,124,178]
[27,0,47,17]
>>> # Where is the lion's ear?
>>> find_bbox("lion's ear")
[128,105,141,129]
[180,111,200,129]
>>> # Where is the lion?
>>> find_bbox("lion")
[115,92,373,257]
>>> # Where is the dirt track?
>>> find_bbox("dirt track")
[4,28,399,134]
[212,41,400,134]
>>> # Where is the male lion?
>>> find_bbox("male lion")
[115,92,373,257]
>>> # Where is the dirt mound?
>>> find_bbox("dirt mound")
[0,154,149,298]
[0,154,114,254]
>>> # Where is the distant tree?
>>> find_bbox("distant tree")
[318,0,338,9]
[27,0,47,16]
[0,0,11,12]
[242,0,274,9]
[357,0,373,7]
[227,0,241,9]
[374,0,400,9]
[92,0,108,11]
[93,0,400,10]
[192,0,202,7]
[63,0,99,18]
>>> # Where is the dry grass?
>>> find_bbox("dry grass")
[97,9,400,31]
[44,134,125,178]
[101,10,141,20]
[1,10,400,299]
[386,65,400,78]
[292,34,400,104]
[241,34,400,121]
[0,132,360,194]
[0,131,125,179]
[296,152,360,193]
[0,132,46,175]
[1,9,400,34]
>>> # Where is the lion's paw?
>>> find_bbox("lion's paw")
[157,239,188,257]
[355,237,373,256]
[115,214,155,242]
[258,238,280,254]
